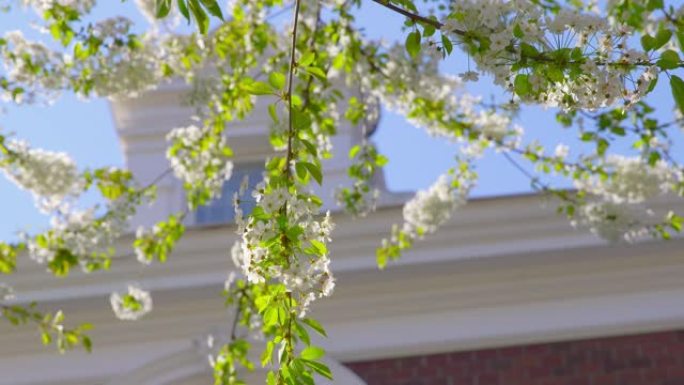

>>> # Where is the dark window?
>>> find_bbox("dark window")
[194,164,263,225]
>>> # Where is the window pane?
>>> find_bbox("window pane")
[194,165,263,225]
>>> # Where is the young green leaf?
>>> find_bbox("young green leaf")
[657,50,680,70]
[671,75,684,116]
[176,0,190,20]
[514,74,531,96]
[653,28,672,51]
[301,359,333,380]
[243,81,275,95]
[269,72,286,90]
[188,0,209,34]
[299,52,316,67]
[405,31,421,59]
[303,66,327,81]
[302,318,327,337]
[301,162,322,185]
[301,346,325,361]
[155,0,172,18]
[199,0,223,20]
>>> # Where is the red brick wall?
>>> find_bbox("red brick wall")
[345,330,684,385]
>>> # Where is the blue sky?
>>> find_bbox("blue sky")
[0,1,680,240]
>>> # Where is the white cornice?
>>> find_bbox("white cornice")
[3,193,684,384]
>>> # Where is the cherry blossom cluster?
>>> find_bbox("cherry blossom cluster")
[571,155,682,242]
[575,155,679,205]
[457,95,523,157]
[0,17,197,103]
[22,196,138,267]
[377,161,476,267]
[1,139,84,212]
[133,213,185,265]
[370,44,462,137]
[1,30,67,103]
[572,201,654,243]
[84,17,168,99]
[348,41,522,156]
[110,284,153,321]
[0,139,142,270]
[439,0,665,110]
[402,163,477,237]
[233,182,335,316]
[166,124,234,208]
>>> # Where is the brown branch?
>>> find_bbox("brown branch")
[229,296,242,341]
[284,0,301,178]
[369,0,465,35]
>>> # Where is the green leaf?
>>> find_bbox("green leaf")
[519,42,539,58]
[653,28,672,50]
[580,132,595,141]
[292,109,311,129]
[301,162,322,185]
[267,372,277,385]
[82,336,92,353]
[177,0,190,20]
[657,49,680,70]
[263,306,286,327]
[647,0,664,10]
[597,138,609,156]
[648,151,661,166]
[441,34,453,55]
[291,94,302,107]
[647,74,658,93]
[671,75,684,116]
[546,65,564,83]
[514,74,531,96]
[301,359,333,380]
[262,341,275,367]
[295,322,311,346]
[243,81,274,95]
[422,24,435,37]
[668,212,683,232]
[41,332,52,345]
[268,72,286,90]
[641,34,656,51]
[188,0,209,34]
[303,66,327,81]
[48,249,78,277]
[199,0,223,19]
[301,346,325,361]
[513,23,524,39]
[375,154,389,167]
[300,139,318,157]
[299,52,315,67]
[295,162,308,181]
[405,31,421,59]
[302,318,327,337]
[155,0,172,18]
[332,54,346,70]
[268,103,279,123]
[305,239,327,256]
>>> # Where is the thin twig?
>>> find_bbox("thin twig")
[369,0,459,33]
[284,0,302,178]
